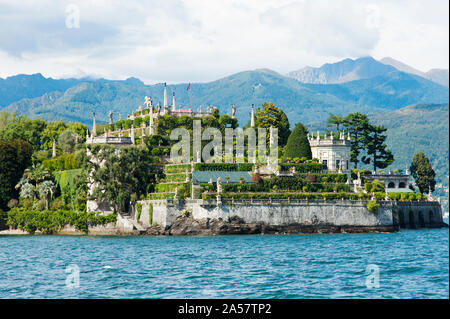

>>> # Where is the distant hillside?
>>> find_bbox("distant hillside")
[380,57,449,87]
[3,68,448,126]
[371,103,449,187]
[287,57,396,84]
[303,71,448,110]
[0,73,85,108]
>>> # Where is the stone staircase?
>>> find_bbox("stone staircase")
[117,212,146,234]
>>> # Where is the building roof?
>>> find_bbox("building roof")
[192,171,253,184]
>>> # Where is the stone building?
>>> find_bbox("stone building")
[308,131,351,173]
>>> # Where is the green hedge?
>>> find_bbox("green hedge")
[296,173,348,183]
[279,163,324,173]
[202,192,368,200]
[387,192,425,201]
[164,173,190,182]
[194,163,254,171]
[42,154,78,172]
[165,164,191,173]
[6,208,116,233]
[147,193,175,200]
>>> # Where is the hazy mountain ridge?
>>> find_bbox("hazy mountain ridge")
[0,73,87,108]
[287,57,396,84]
[2,66,448,126]
[288,56,449,88]
[380,57,449,87]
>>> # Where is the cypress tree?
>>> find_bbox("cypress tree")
[284,123,312,159]
[410,152,436,194]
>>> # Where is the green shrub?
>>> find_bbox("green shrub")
[201,192,367,201]
[136,203,142,221]
[194,163,254,171]
[6,208,117,234]
[366,200,379,213]
[279,163,323,173]
[42,154,78,172]
[165,164,191,173]
[148,203,153,224]
[374,192,385,201]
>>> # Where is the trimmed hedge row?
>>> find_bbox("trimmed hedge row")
[200,180,351,193]
[202,192,369,200]
[296,173,348,183]
[154,182,190,198]
[5,208,116,233]
[387,192,425,201]
[279,163,324,173]
[163,173,190,182]
[147,193,175,200]
[194,163,254,171]
[165,164,191,173]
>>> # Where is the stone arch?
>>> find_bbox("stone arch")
[399,182,406,188]
[398,210,405,228]
[428,210,434,226]
[388,182,395,188]
[409,210,415,228]
[418,211,426,228]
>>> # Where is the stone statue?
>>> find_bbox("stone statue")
[174,187,178,199]
[231,104,236,118]
[185,170,190,182]
[217,177,222,194]
[109,111,113,125]
[145,96,152,108]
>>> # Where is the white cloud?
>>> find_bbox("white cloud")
[0,0,447,83]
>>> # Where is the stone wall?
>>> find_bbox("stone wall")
[395,201,445,228]
[136,199,398,232]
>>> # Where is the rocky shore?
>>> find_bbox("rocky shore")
[145,214,398,235]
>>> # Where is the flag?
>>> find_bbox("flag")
[186,83,191,92]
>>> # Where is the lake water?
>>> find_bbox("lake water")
[0,222,448,299]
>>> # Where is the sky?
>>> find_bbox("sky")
[0,0,448,84]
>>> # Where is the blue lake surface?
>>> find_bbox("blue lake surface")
[0,223,448,299]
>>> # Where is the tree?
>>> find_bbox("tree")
[0,111,16,131]
[87,144,156,213]
[342,112,370,169]
[284,123,312,160]
[255,102,291,146]
[0,139,33,210]
[0,116,47,151]
[327,114,345,131]
[17,163,51,188]
[38,180,56,210]
[40,121,67,150]
[410,152,436,194]
[361,124,394,172]
[58,129,81,154]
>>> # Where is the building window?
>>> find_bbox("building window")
[322,160,327,166]
[346,160,349,170]
[336,160,340,169]
[388,182,395,188]
[399,182,406,188]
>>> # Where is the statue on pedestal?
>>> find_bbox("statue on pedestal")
[217,177,222,194]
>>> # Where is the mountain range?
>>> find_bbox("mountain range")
[0,57,448,204]
[1,56,448,126]
[288,56,449,88]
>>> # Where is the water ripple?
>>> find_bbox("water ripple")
[0,226,448,299]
